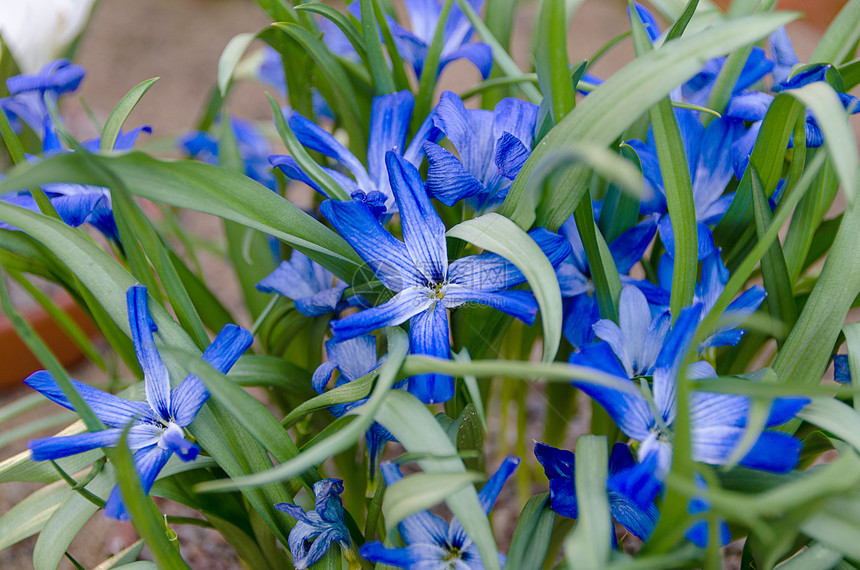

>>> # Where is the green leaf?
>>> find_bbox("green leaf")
[446,213,563,362]
[0,479,72,550]
[775,541,844,570]
[100,78,158,152]
[92,539,145,570]
[194,327,408,492]
[359,0,396,93]
[796,398,860,453]
[811,0,860,64]
[281,371,375,428]
[0,151,363,282]
[33,469,114,570]
[665,0,700,41]
[536,0,576,122]
[383,471,484,533]
[500,11,798,230]
[800,494,860,560]
[572,194,622,322]
[375,390,502,570]
[412,0,455,134]
[294,4,369,64]
[0,447,102,484]
[564,435,611,569]
[218,33,258,97]
[506,493,556,570]
[114,426,191,570]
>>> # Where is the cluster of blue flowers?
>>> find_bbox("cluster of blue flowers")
[7,0,848,567]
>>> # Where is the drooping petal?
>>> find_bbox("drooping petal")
[326,335,379,382]
[312,361,337,394]
[610,492,661,542]
[269,154,360,197]
[766,397,810,427]
[29,429,123,461]
[359,542,449,568]
[571,380,653,441]
[653,303,704,424]
[127,286,172,421]
[104,445,173,521]
[24,370,155,427]
[570,341,628,380]
[440,42,494,79]
[495,132,530,179]
[320,198,425,291]
[478,456,520,513]
[367,91,414,187]
[386,151,448,284]
[295,283,349,317]
[288,111,373,189]
[330,287,433,341]
[170,324,253,427]
[563,294,601,350]
[256,257,320,300]
[535,443,579,518]
[424,141,486,206]
[443,287,538,325]
[408,302,453,404]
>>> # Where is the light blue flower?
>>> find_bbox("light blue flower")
[424,91,539,211]
[321,151,569,403]
[178,116,276,190]
[256,249,364,317]
[25,285,253,520]
[571,303,808,477]
[275,478,351,569]
[535,441,661,543]
[270,90,441,215]
[0,126,151,241]
[359,457,519,569]
[388,0,493,80]
[312,335,395,472]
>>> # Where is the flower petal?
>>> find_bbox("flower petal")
[127,286,171,420]
[424,141,486,206]
[440,42,494,78]
[326,335,379,383]
[367,91,414,187]
[359,542,449,568]
[495,132,530,180]
[739,430,801,473]
[563,294,601,350]
[534,443,578,518]
[408,301,453,404]
[269,154,359,197]
[104,445,173,521]
[331,287,432,341]
[443,286,538,325]
[295,283,349,317]
[653,303,704,424]
[29,429,122,461]
[24,370,155,427]
[288,111,373,189]
[609,214,658,274]
[572,380,653,441]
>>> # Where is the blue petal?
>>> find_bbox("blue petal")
[478,455,520,513]
[610,492,661,542]
[440,42,494,79]
[570,341,629,380]
[443,287,538,325]
[563,295,600,350]
[104,445,173,521]
[7,59,85,95]
[424,141,486,206]
[492,98,539,149]
[127,286,171,421]
[320,198,424,291]
[170,324,253,426]
[769,27,801,85]
[29,429,122,461]
[690,391,749,429]
[326,335,379,382]
[766,397,810,427]
[404,0,442,42]
[386,152,448,284]
[312,361,337,394]
[571,380,653,441]
[388,20,429,77]
[692,118,742,222]
[834,354,852,383]
[495,132,530,179]
[630,2,662,42]
[534,443,578,519]
[359,542,448,567]
[256,252,326,300]
[732,120,762,180]
[609,214,658,274]
[725,91,772,122]
[408,301,453,404]
[433,91,494,178]
[159,423,200,461]
[24,370,154,427]
[653,303,704,424]
[330,287,432,341]
[367,91,414,187]
[734,46,774,93]
[626,139,666,215]
[295,283,349,317]
[739,430,801,473]
[288,111,373,189]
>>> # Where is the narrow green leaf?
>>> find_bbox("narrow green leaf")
[796,398,860,453]
[750,166,796,343]
[506,493,556,570]
[536,0,576,122]
[375,390,502,570]
[372,0,412,92]
[775,542,845,570]
[0,447,102,485]
[572,194,622,322]
[665,0,700,41]
[295,4,369,63]
[114,426,191,570]
[0,479,72,550]
[281,371,374,428]
[446,213,562,362]
[218,33,257,97]
[359,0,396,93]
[844,322,860,411]
[412,0,455,134]
[500,11,797,230]
[564,435,611,569]
[811,0,860,64]
[92,539,145,570]
[383,471,484,533]
[100,78,158,152]
[0,93,26,164]
[800,495,860,560]
[0,411,77,448]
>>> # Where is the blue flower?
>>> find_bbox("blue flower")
[685,474,731,548]
[423,91,539,211]
[0,126,151,241]
[312,335,395,471]
[572,285,671,380]
[0,59,85,138]
[535,442,661,543]
[275,478,351,569]
[657,250,766,350]
[270,90,441,215]
[387,0,493,80]
[25,285,253,520]
[359,457,519,569]
[557,210,663,350]
[834,354,851,383]
[256,250,364,317]
[571,303,808,477]
[628,110,742,262]
[321,151,569,403]
[178,116,276,190]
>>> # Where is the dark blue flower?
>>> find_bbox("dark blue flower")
[0,59,85,138]
[275,478,351,569]
[270,90,441,215]
[558,211,662,350]
[387,0,493,80]
[0,126,151,241]
[657,250,766,350]
[535,441,661,543]
[424,91,539,211]
[571,303,808,477]
[628,110,743,262]
[256,250,364,317]
[322,151,569,403]
[834,354,851,383]
[359,457,519,569]
[25,285,253,520]
[312,335,395,471]
[178,117,276,190]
